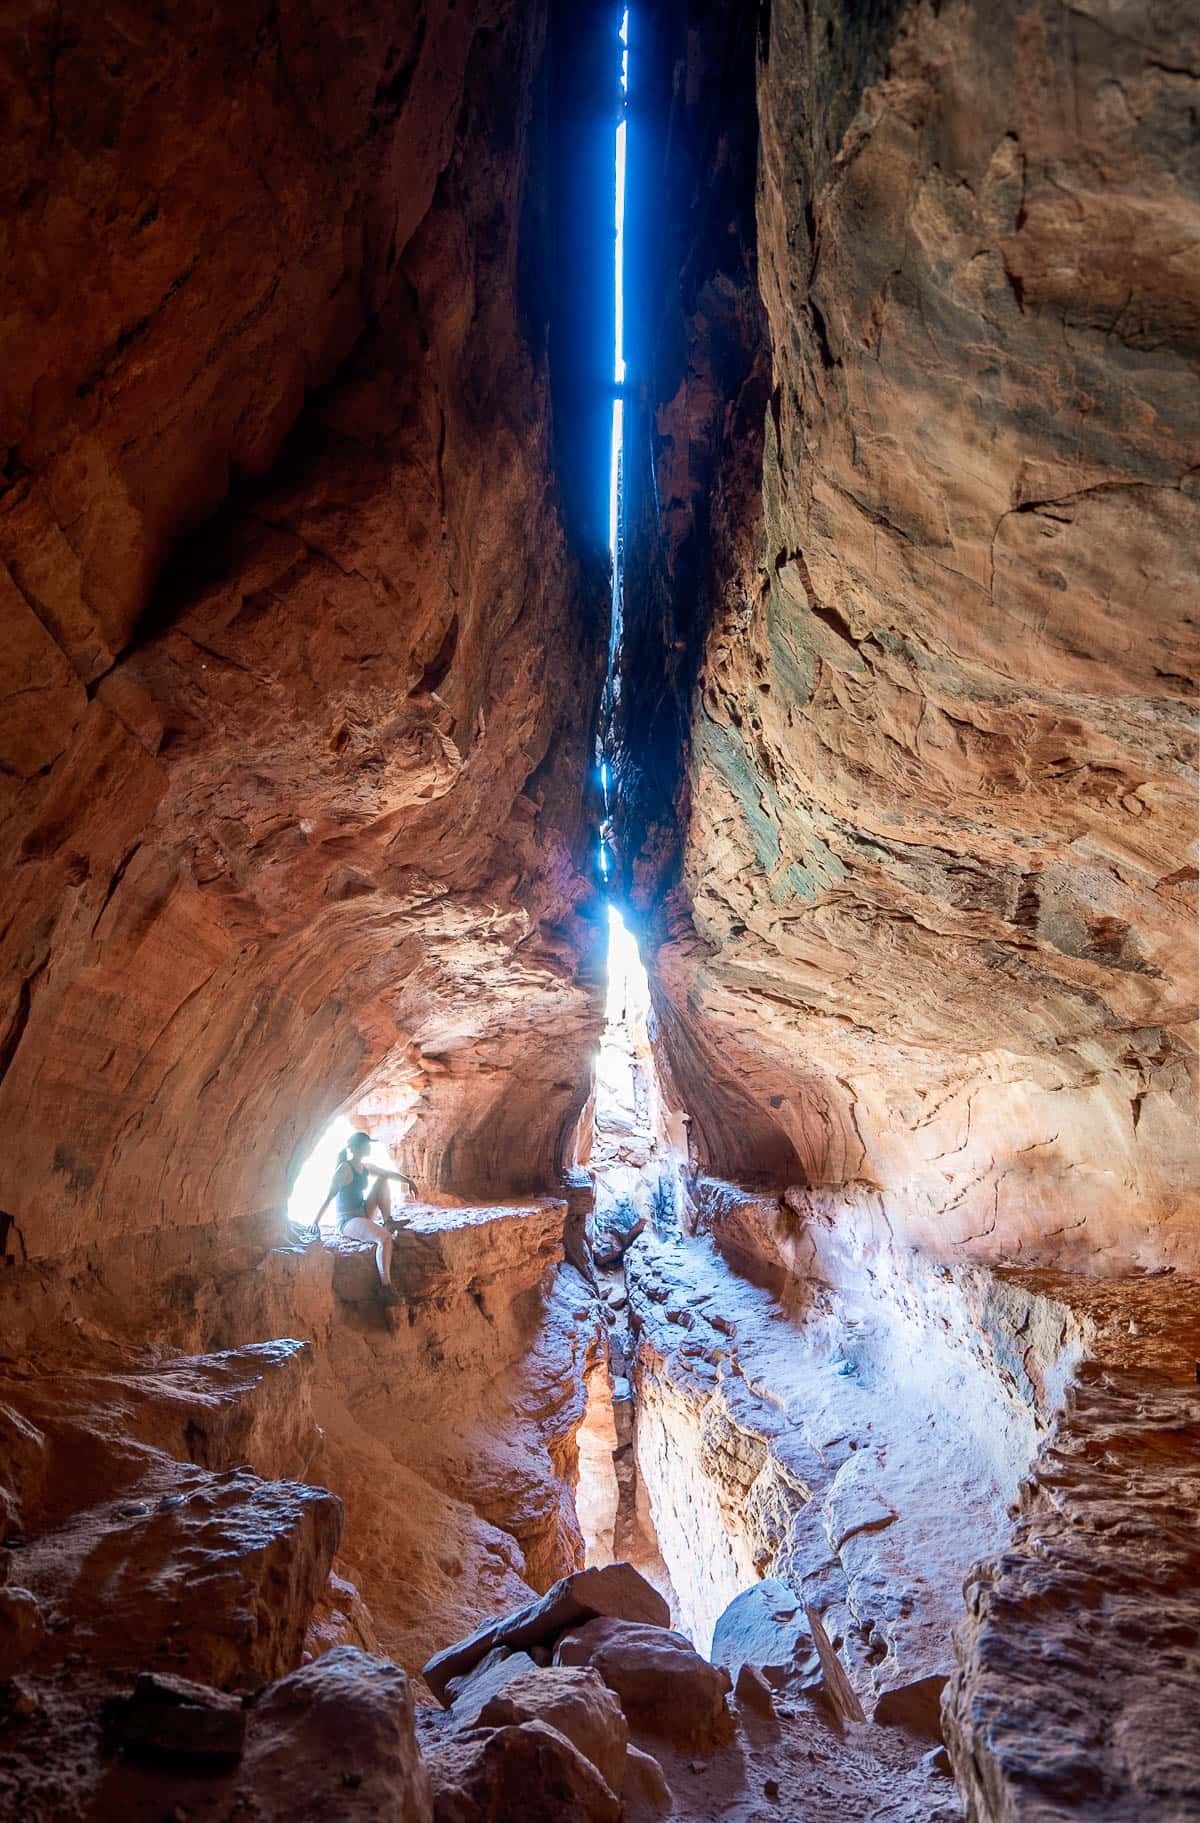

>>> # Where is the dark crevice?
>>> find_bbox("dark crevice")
[0,960,46,1093]
[91,843,142,937]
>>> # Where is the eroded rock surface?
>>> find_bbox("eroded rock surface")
[423,1560,670,1702]
[615,0,1199,1265]
[0,1196,602,1696]
[0,0,605,1269]
[623,1206,1084,1712]
[947,1344,1200,1819]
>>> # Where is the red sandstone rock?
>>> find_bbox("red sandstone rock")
[0,1584,43,1678]
[873,1673,949,1743]
[733,1662,775,1719]
[17,1463,341,1689]
[0,0,604,1270]
[624,1742,675,1818]
[945,1360,1200,1820]
[115,1671,248,1765]
[425,1718,622,1822]
[423,1562,671,1703]
[554,1617,734,1750]
[303,1566,383,1662]
[243,1646,433,1822]
[477,1664,629,1793]
[447,1650,541,1729]
[616,0,1200,1272]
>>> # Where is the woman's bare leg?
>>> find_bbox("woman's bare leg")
[367,1175,392,1221]
[340,1214,392,1289]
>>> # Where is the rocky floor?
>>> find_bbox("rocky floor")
[608,1184,1200,1822]
[1,1185,1197,1819]
[621,1220,1057,1686]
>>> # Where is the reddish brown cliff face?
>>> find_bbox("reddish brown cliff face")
[616,0,1200,1270]
[1,5,1199,1820]
[0,0,606,1262]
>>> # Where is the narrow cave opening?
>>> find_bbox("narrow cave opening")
[286,1113,406,1235]
[591,903,685,1247]
[580,898,682,1606]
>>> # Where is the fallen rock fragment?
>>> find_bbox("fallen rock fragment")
[873,1672,949,1742]
[734,1660,776,1718]
[593,1217,646,1269]
[0,1585,43,1677]
[447,1649,539,1728]
[477,1664,628,1791]
[243,1646,432,1822]
[554,1616,733,1749]
[712,1579,818,1689]
[426,1718,620,1821]
[423,1562,669,1702]
[805,1605,866,1725]
[623,1742,674,1818]
[114,1670,247,1765]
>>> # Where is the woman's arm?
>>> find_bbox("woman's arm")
[373,1165,417,1189]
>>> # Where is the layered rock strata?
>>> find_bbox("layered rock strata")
[946,1284,1200,1822]
[616,0,1200,1262]
[0,1197,601,1687]
[622,1177,1200,1817]
[0,0,606,1268]
[623,1199,1080,1712]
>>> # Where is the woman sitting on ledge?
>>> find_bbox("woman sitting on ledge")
[315,1130,416,1305]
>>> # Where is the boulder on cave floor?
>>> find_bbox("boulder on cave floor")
[554,1616,734,1751]
[624,1741,674,1818]
[734,1661,776,1719]
[114,1669,248,1765]
[446,1647,541,1727]
[711,1578,821,1691]
[12,1462,341,1690]
[873,1672,949,1742]
[425,1718,621,1821]
[476,1663,629,1793]
[422,1561,670,1702]
[241,1645,432,1821]
[0,1647,431,1821]
[0,1583,45,1678]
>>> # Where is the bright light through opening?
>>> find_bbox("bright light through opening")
[287,1114,400,1233]
[605,902,649,1027]
[607,8,629,649]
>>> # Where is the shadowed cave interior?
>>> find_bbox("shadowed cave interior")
[0,2,1198,1820]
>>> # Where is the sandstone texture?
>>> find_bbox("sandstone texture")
[414,1550,959,1823]
[476,1664,630,1793]
[616,0,1199,1266]
[623,1210,1085,1705]
[425,1718,622,1823]
[555,1615,734,1750]
[0,0,605,1269]
[2,1644,435,1822]
[423,1560,670,1701]
[618,1192,1200,1821]
[2,0,1198,1819]
[0,1196,602,1692]
[947,1337,1200,1820]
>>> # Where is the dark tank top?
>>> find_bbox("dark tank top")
[335,1160,369,1217]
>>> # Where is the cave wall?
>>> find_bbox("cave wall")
[616,0,1200,1268]
[0,0,611,1262]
